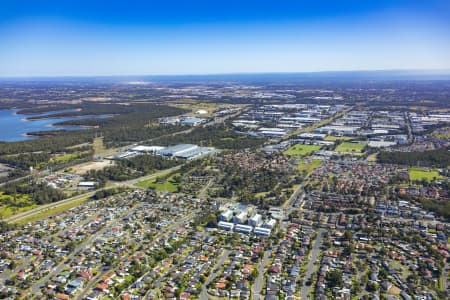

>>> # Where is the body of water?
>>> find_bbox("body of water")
[0,109,107,142]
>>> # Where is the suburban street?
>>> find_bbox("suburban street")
[28,203,145,294]
[252,250,272,300]
[199,248,231,300]
[300,229,325,300]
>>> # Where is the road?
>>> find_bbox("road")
[0,209,103,284]
[300,229,325,300]
[199,248,231,300]
[197,177,214,199]
[4,165,183,224]
[404,111,414,144]
[77,211,197,300]
[4,106,246,224]
[252,250,272,300]
[282,107,353,141]
[28,203,144,295]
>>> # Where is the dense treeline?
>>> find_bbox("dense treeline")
[0,221,17,233]
[86,155,182,185]
[152,125,265,149]
[0,169,27,184]
[0,146,93,171]
[92,187,127,200]
[417,198,450,221]
[0,103,187,162]
[378,148,450,168]
[1,181,66,205]
[120,154,181,173]
[0,153,51,170]
[55,104,188,146]
[26,103,157,119]
[0,131,94,155]
[216,167,285,197]
[16,104,76,115]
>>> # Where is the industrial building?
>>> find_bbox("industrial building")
[130,145,166,153]
[314,125,360,136]
[158,144,215,160]
[258,127,288,137]
[180,117,206,126]
[298,133,326,140]
[77,181,97,190]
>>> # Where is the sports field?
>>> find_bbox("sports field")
[408,167,442,182]
[284,144,321,157]
[335,142,366,153]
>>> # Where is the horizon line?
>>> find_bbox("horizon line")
[1,68,450,79]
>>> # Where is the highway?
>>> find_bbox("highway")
[4,106,246,224]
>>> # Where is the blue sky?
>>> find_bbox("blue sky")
[1,0,449,76]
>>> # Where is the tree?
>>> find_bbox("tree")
[326,269,343,288]
[343,230,353,241]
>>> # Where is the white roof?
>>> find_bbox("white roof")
[131,145,165,152]
[218,221,234,228]
[368,141,396,148]
[78,181,97,186]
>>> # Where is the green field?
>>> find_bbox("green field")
[0,192,37,218]
[324,136,353,142]
[53,150,91,164]
[335,142,367,153]
[408,167,442,182]
[137,174,180,192]
[430,127,450,139]
[284,144,321,157]
[297,160,321,174]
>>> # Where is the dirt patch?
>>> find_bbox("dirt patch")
[72,160,114,175]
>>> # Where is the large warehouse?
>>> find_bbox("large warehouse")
[158,144,215,159]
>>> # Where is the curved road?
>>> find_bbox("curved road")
[5,165,182,224]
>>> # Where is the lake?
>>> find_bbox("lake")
[0,109,108,142]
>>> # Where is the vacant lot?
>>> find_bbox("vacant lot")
[284,144,321,157]
[137,174,180,192]
[335,142,366,153]
[72,159,114,174]
[409,167,442,182]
